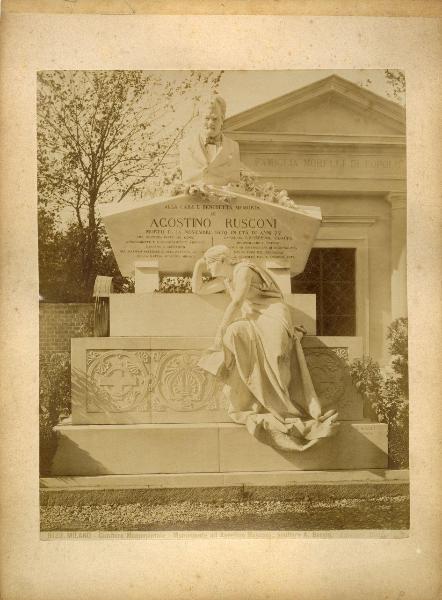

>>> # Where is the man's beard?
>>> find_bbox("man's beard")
[202,128,222,145]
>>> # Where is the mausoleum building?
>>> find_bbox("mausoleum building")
[224,75,406,364]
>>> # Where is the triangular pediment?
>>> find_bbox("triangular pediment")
[224,75,405,137]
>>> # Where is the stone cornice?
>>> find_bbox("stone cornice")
[321,215,377,226]
[225,131,406,148]
[387,192,407,209]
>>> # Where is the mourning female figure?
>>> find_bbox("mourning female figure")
[192,245,339,451]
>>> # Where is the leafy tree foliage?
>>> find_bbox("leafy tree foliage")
[349,318,409,468]
[358,70,405,105]
[384,69,406,102]
[38,70,223,301]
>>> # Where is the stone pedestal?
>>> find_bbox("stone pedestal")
[134,260,160,294]
[49,330,378,476]
[49,188,389,481]
[265,261,292,294]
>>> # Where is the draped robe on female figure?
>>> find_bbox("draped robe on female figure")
[198,260,338,451]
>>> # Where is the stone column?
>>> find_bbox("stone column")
[264,260,292,293]
[387,192,407,320]
[134,260,160,293]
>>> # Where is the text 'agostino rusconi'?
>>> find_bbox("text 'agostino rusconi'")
[148,217,278,229]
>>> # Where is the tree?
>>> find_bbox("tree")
[38,206,65,301]
[358,70,405,105]
[38,70,223,300]
[384,69,406,103]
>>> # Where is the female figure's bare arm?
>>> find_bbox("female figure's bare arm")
[191,258,225,295]
[212,266,253,348]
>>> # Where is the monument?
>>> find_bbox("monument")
[51,95,388,477]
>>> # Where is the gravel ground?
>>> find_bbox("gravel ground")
[40,495,409,531]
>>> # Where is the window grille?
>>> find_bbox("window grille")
[291,248,356,336]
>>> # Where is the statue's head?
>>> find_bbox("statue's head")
[199,95,226,141]
[203,244,235,277]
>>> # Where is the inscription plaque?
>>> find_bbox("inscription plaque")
[100,190,321,276]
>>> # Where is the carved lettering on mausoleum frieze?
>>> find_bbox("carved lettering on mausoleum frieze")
[246,154,406,179]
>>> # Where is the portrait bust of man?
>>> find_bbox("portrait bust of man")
[179,95,241,186]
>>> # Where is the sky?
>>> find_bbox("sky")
[138,69,404,145]
[145,69,404,121]
[218,69,404,116]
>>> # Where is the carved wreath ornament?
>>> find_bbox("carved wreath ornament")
[155,351,217,412]
[87,351,150,413]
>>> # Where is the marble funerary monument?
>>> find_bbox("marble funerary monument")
[51,84,392,478]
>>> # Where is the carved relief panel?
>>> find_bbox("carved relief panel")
[83,347,228,424]
[86,350,151,413]
[73,338,362,425]
[304,346,363,420]
[151,350,222,413]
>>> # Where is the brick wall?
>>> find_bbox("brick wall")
[39,303,94,356]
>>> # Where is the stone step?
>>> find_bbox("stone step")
[40,470,409,509]
[51,421,388,476]
[41,469,409,491]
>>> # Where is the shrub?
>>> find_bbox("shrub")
[39,352,71,442]
[156,275,193,294]
[387,317,408,394]
[349,318,408,468]
[39,351,72,475]
[156,274,212,293]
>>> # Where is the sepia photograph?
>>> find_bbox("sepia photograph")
[38,69,409,534]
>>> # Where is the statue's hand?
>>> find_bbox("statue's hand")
[193,257,207,276]
[294,325,307,339]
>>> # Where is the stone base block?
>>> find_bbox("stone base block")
[51,423,220,476]
[219,422,388,472]
[51,421,387,476]
[109,293,317,337]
